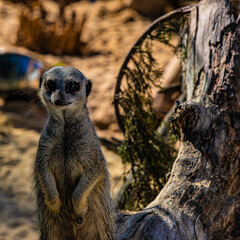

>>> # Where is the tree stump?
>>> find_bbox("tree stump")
[117,0,240,239]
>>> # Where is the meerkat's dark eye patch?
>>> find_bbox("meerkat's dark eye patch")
[65,81,80,94]
[45,80,56,92]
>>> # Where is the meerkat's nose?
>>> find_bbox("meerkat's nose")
[54,98,64,106]
[54,92,65,106]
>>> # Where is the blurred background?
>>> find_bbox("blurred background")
[0,0,195,239]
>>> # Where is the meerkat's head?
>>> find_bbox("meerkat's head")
[39,66,92,112]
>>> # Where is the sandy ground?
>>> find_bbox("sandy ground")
[0,0,176,239]
[0,1,151,239]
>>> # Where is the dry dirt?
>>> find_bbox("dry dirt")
[0,0,175,239]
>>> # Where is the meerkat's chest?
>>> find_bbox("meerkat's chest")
[46,131,89,174]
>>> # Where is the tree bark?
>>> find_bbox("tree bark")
[117,0,240,239]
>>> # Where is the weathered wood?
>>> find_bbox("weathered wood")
[117,0,240,239]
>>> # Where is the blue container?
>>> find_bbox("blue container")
[0,53,43,90]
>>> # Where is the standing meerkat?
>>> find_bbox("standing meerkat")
[33,66,117,240]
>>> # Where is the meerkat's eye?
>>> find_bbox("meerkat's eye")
[45,80,56,92]
[65,81,80,94]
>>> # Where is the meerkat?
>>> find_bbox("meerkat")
[33,66,117,240]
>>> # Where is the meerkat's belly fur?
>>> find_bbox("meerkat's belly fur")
[33,67,116,240]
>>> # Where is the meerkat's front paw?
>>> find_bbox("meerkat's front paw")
[45,197,61,217]
[73,205,84,224]
[72,195,88,223]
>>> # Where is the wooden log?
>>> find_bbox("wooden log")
[117,1,240,239]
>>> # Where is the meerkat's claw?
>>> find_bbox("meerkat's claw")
[76,215,83,224]
[53,212,59,218]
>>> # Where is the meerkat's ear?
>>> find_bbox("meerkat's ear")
[39,74,43,88]
[86,79,92,97]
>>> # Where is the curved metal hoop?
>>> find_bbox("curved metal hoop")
[114,5,196,133]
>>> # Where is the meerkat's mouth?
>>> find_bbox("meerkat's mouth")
[52,101,73,107]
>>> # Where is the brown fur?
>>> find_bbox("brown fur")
[33,67,117,240]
